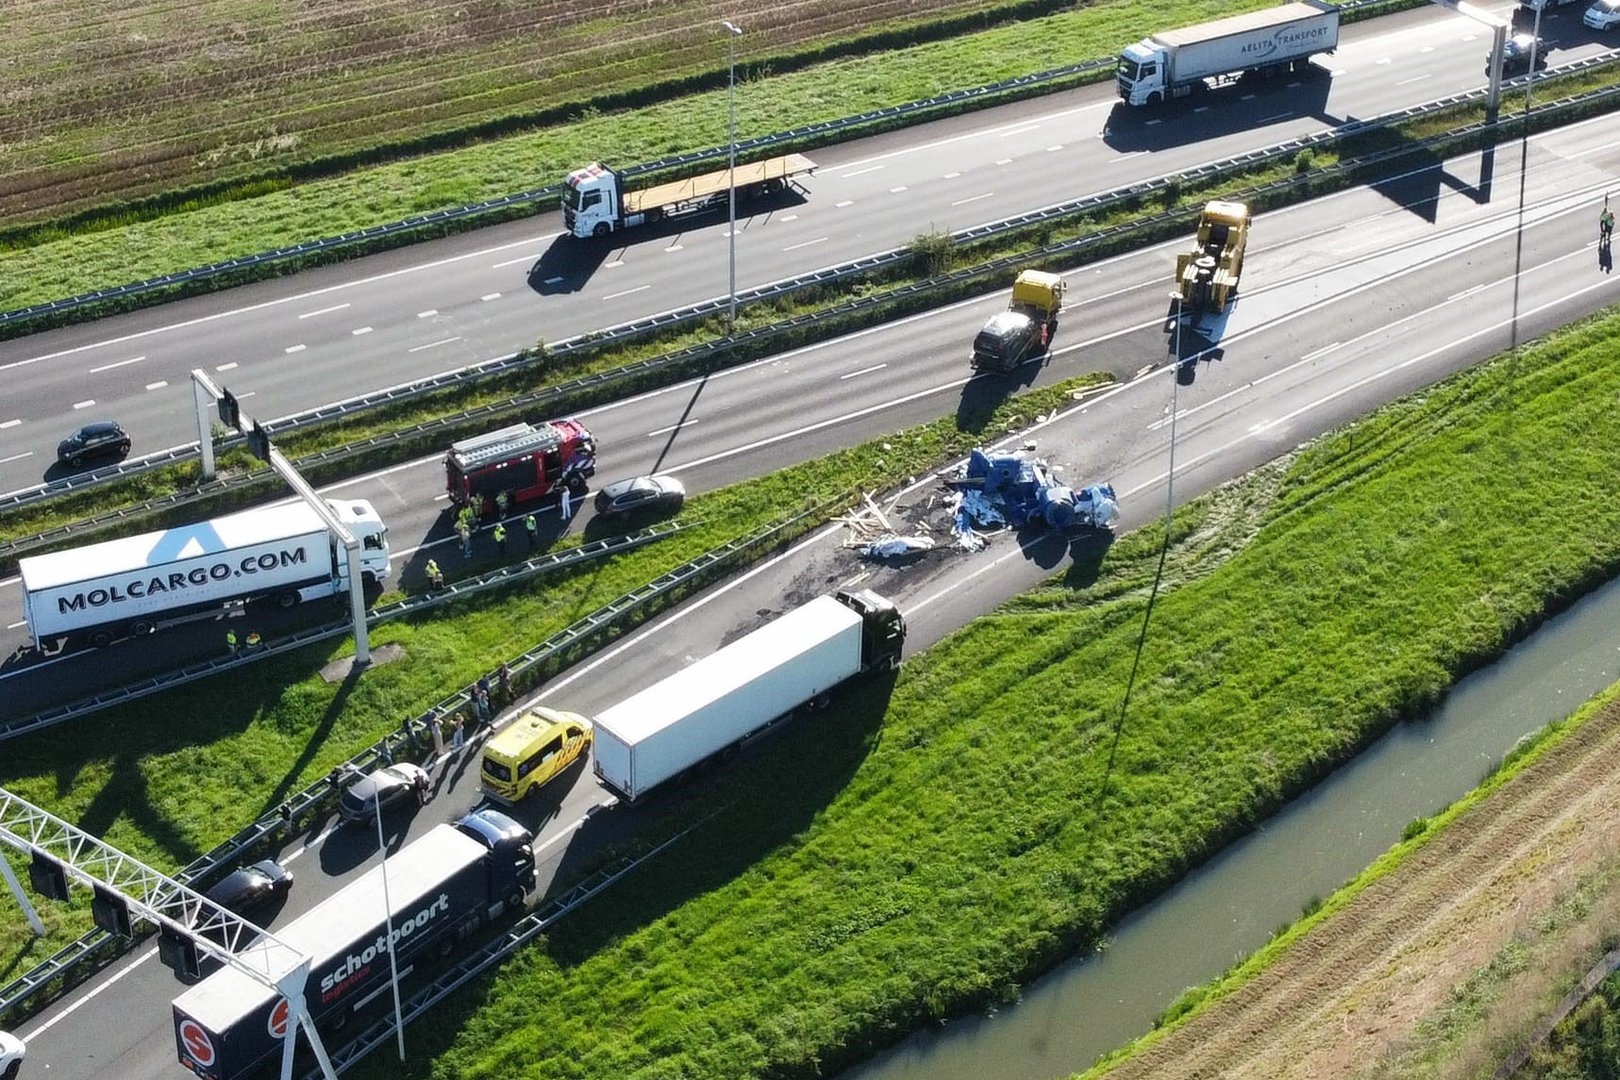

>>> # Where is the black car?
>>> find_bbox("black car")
[339,762,430,823]
[1496,33,1547,72]
[971,311,1043,374]
[593,474,686,517]
[56,421,131,468]
[203,859,293,915]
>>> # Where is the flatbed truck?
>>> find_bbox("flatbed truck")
[562,155,817,238]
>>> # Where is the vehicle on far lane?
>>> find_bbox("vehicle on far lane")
[56,420,130,468]
[203,859,293,916]
[338,763,429,824]
[594,474,685,518]
[1586,0,1620,29]
[0,1030,23,1080]
[1494,32,1547,72]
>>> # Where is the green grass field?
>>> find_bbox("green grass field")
[0,0,1324,313]
[316,306,1620,1080]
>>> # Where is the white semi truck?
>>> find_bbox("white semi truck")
[591,590,906,803]
[18,499,390,651]
[561,154,817,239]
[1116,2,1340,107]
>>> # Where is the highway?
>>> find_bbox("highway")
[11,97,1620,1077]
[0,3,1607,493]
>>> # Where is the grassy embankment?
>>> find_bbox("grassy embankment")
[0,0,1354,315]
[319,302,1620,1080]
[0,373,1108,985]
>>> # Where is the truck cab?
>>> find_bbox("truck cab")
[444,420,596,517]
[834,589,906,672]
[455,808,538,905]
[1116,40,1167,107]
[327,499,391,586]
[562,162,626,238]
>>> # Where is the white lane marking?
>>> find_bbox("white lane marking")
[1376,57,1392,65]
[1046,145,1064,152]
[417,309,438,318]
[943,171,961,179]
[409,337,460,353]
[1194,106,1211,113]
[0,419,19,429]
[480,292,501,302]
[298,303,350,319]
[835,99,1108,170]
[951,193,994,207]
[1257,113,1291,123]
[994,158,1012,166]
[783,236,828,252]
[239,391,257,399]
[889,186,909,193]
[835,200,854,208]
[0,452,32,465]
[646,419,697,437]
[282,820,340,864]
[352,326,374,336]
[1449,284,1485,302]
[838,165,883,179]
[215,362,238,372]
[1302,342,1342,362]
[1419,45,1435,53]
[284,344,306,354]
[88,355,146,374]
[6,620,23,630]
[998,124,1040,138]
[603,284,650,300]
[22,944,158,1039]
[667,243,685,251]
[492,254,542,269]
[533,807,604,857]
[840,364,887,380]
[1397,75,1431,87]
[604,259,625,269]
[780,214,799,222]
[72,399,95,409]
[146,381,168,391]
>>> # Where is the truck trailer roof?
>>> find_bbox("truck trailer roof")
[17,500,371,592]
[596,595,861,747]
[173,825,487,1032]
[1156,3,1331,48]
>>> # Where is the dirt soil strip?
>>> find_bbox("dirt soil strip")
[1098,696,1620,1080]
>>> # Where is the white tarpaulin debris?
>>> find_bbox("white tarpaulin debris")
[861,534,936,559]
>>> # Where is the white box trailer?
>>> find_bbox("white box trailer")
[18,499,390,650]
[592,590,905,803]
[1117,2,1340,107]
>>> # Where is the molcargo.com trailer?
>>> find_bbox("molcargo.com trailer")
[1116,2,1340,107]
[592,590,905,803]
[18,499,389,650]
[172,811,533,1080]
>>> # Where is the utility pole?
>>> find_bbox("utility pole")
[723,19,743,330]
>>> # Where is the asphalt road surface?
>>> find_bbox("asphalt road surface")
[1,3,1607,491]
[12,106,1620,1078]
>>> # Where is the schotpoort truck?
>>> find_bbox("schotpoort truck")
[562,155,817,239]
[172,810,534,1080]
[17,499,389,651]
[1116,2,1340,107]
[591,590,906,803]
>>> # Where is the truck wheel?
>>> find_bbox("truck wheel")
[275,590,300,610]
[592,223,611,238]
[507,889,526,912]
[567,473,589,497]
[130,619,154,636]
[90,629,115,648]
[1147,91,1162,107]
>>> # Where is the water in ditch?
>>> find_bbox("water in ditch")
[841,575,1620,1080]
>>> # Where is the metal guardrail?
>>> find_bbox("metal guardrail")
[0,496,829,1024]
[6,49,1613,557]
[6,49,1617,551]
[0,58,1119,334]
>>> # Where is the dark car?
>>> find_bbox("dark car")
[593,474,685,517]
[1496,33,1547,72]
[971,311,1044,374]
[56,421,131,468]
[339,762,430,823]
[203,859,293,915]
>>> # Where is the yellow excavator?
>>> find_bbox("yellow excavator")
[1175,200,1250,313]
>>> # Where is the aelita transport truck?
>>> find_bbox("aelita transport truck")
[1116,3,1340,107]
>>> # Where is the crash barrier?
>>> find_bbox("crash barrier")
[4,46,1614,541]
[0,522,693,743]
[0,498,830,1025]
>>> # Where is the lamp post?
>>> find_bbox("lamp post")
[722,20,743,330]
[374,775,406,1061]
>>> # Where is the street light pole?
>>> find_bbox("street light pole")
[723,20,743,331]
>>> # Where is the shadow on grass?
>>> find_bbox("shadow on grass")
[365,668,900,1077]
[258,663,366,818]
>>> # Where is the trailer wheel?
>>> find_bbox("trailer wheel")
[275,590,300,610]
[90,629,115,648]
[507,889,526,912]
[130,619,155,637]
[592,222,611,238]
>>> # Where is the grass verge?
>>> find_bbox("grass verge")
[317,300,1620,1080]
[0,371,1108,997]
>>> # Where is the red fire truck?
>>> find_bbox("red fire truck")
[444,419,596,517]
